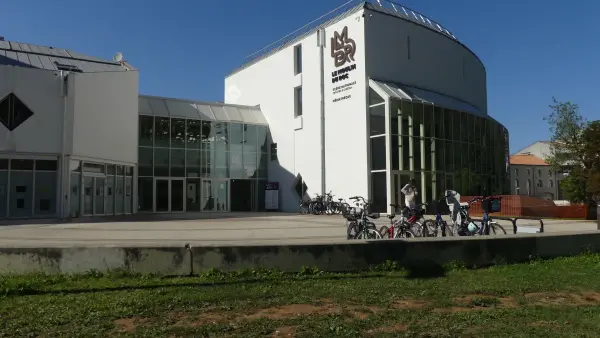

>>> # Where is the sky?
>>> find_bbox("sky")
[1,0,599,153]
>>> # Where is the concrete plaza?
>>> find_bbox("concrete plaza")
[0,213,596,248]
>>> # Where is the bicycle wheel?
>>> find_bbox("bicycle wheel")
[423,219,439,237]
[490,222,507,235]
[354,227,382,240]
[397,229,416,239]
[346,221,359,239]
[379,225,391,239]
[300,203,309,215]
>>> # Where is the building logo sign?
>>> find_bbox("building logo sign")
[330,26,357,103]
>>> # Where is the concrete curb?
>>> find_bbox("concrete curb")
[0,231,598,275]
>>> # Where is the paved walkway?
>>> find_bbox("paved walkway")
[0,213,596,247]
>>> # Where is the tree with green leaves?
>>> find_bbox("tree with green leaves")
[544,98,600,204]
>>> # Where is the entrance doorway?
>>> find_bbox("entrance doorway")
[154,178,185,212]
[201,179,229,212]
[230,179,255,211]
[83,175,106,215]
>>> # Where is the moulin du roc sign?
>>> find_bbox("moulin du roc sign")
[330,26,356,103]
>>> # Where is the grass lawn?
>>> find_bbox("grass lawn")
[2,255,600,337]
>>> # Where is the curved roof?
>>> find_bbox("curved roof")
[0,39,134,73]
[139,95,268,126]
[228,0,473,76]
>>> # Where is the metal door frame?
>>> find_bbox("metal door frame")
[153,177,186,213]
[201,178,230,212]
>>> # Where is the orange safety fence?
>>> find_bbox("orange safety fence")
[459,195,590,219]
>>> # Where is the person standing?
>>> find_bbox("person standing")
[401,179,419,223]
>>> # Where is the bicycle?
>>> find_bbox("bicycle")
[379,204,417,239]
[345,196,382,240]
[459,196,507,236]
[389,203,434,237]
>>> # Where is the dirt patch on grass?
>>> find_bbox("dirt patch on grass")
[366,323,409,335]
[272,326,297,337]
[393,299,430,309]
[113,317,149,333]
[246,303,339,320]
[433,294,518,313]
[525,292,600,307]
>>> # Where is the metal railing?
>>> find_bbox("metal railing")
[233,0,457,74]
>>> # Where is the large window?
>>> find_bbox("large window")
[294,86,303,117]
[384,98,509,207]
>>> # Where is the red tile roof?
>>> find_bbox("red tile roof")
[510,154,549,166]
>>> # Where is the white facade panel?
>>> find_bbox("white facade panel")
[0,66,64,154]
[364,9,487,114]
[225,10,368,212]
[71,71,139,165]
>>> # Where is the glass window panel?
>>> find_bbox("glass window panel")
[454,172,462,196]
[400,101,412,135]
[258,152,268,178]
[461,169,469,195]
[214,122,229,147]
[243,152,258,179]
[230,123,244,153]
[107,164,116,175]
[391,115,398,135]
[391,136,399,171]
[435,139,445,172]
[454,142,462,172]
[460,112,468,143]
[170,149,185,177]
[445,175,453,195]
[138,147,153,176]
[154,117,170,148]
[186,120,202,149]
[370,172,387,213]
[154,148,169,177]
[452,111,461,142]
[423,104,433,138]
[230,149,243,178]
[369,88,384,106]
[467,114,474,143]
[413,137,422,171]
[402,136,410,171]
[202,150,213,177]
[214,149,229,178]
[117,165,125,176]
[115,176,124,214]
[425,138,432,171]
[434,106,443,139]
[469,144,476,173]
[462,144,469,174]
[125,177,133,214]
[446,109,453,140]
[138,177,153,212]
[186,178,202,211]
[370,136,386,171]
[257,126,268,153]
[34,171,57,216]
[414,172,422,205]
[436,173,445,201]
[369,104,385,135]
[106,175,114,215]
[69,173,80,217]
[0,159,7,170]
[36,160,57,171]
[139,116,154,147]
[445,141,453,172]
[82,162,104,174]
[412,103,422,137]
[201,121,213,150]
[171,118,186,148]
[11,159,34,171]
[424,172,433,205]
[186,150,201,177]
[244,124,258,153]
[10,171,33,217]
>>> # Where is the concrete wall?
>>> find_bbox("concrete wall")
[70,71,139,165]
[1,231,600,275]
[224,10,368,211]
[0,66,64,154]
[364,9,487,114]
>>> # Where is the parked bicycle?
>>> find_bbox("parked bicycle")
[459,195,507,236]
[379,204,417,239]
[345,196,382,240]
[299,191,350,215]
[387,203,436,237]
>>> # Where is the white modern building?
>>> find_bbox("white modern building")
[225,1,509,213]
[0,0,509,220]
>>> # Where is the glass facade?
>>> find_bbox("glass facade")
[138,115,268,213]
[369,88,509,213]
[69,160,134,217]
[0,158,58,219]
